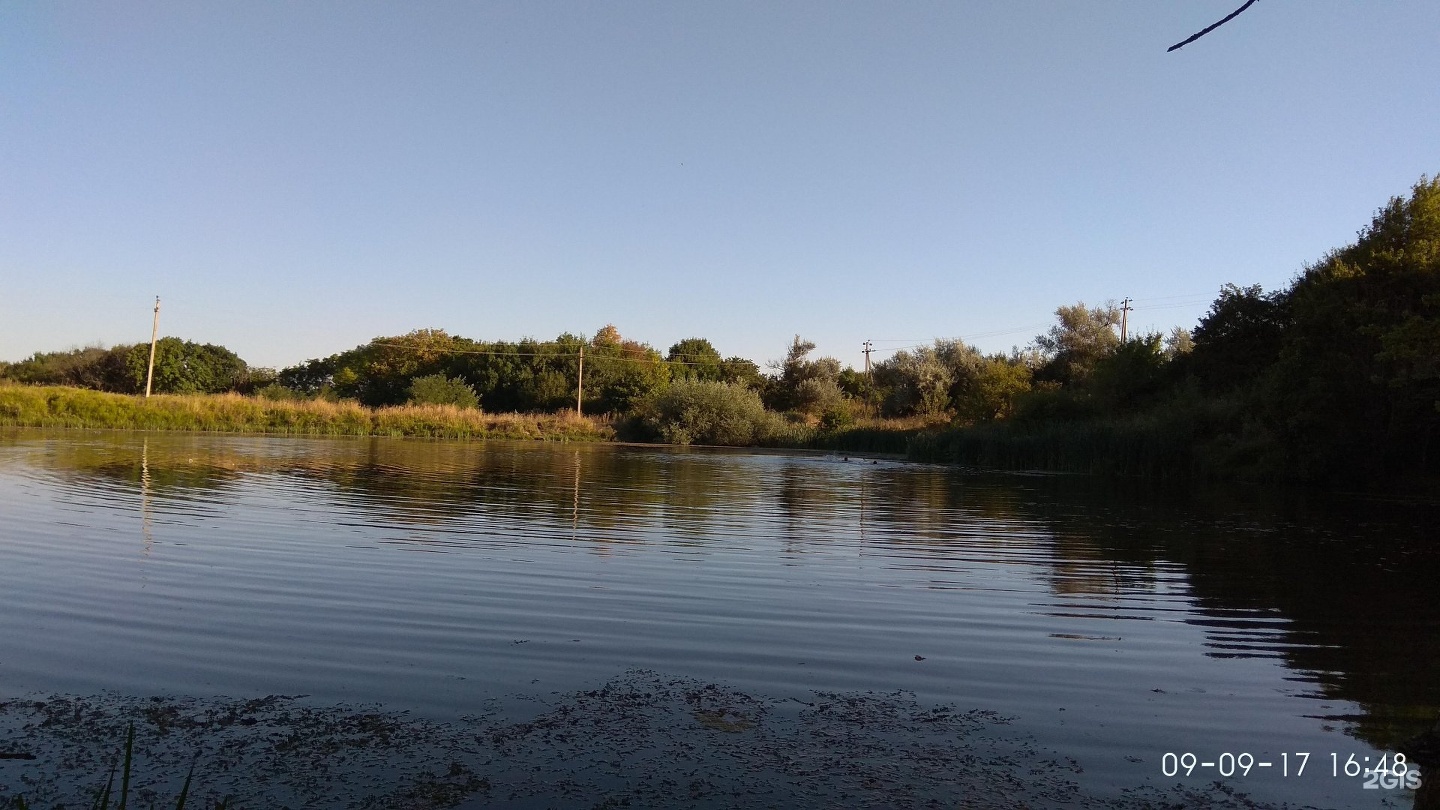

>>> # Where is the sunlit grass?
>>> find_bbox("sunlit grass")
[0,384,612,442]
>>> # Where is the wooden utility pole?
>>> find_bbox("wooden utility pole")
[1120,297,1133,342]
[575,345,584,416]
[144,297,161,398]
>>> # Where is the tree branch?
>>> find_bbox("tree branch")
[1167,0,1260,52]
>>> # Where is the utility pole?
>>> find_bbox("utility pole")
[575,344,584,416]
[144,296,161,398]
[1120,297,1133,343]
[862,340,875,417]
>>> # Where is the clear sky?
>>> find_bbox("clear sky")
[3,2,1437,371]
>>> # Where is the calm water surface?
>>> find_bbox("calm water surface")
[0,430,1436,807]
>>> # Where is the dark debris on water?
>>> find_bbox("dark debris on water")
[0,671,1312,810]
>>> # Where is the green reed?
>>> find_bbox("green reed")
[907,413,1204,480]
[7,722,229,810]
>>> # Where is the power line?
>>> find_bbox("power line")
[360,339,726,367]
[352,291,1221,371]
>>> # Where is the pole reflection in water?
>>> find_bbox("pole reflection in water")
[140,437,153,564]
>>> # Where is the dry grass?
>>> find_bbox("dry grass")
[0,384,613,442]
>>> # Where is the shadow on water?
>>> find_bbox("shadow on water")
[854,466,1440,755]
[1009,474,1440,754]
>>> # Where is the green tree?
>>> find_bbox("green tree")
[583,326,671,413]
[124,338,248,394]
[667,338,725,382]
[874,346,953,418]
[408,374,481,409]
[955,353,1033,422]
[768,336,843,414]
[1187,284,1289,391]
[3,345,137,392]
[1086,332,1169,413]
[1033,302,1122,385]
[1265,175,1440,478]
[1163,326,1195,359]
[719,357,764,389]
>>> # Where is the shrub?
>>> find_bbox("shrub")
[407,374,480,409]
[818,401,856,431]
[255,383,304,401]
[633,380,795,446]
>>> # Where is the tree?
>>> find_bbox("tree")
[955,353,1033,422]
[874,346,953,418]
[582,326,671,413]
[124,338,248,394]
[766,336,843,414]
[1187,284,1289,391]
[408,374,480,409]
[1087,332,1169,412]
[1164,327,1195,359]
[1264,175,1440,477]
[1033,302,1122,385]
[667,338,725,382]
[719,357,764,389]
[3,345,137,392]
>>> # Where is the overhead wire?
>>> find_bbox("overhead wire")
[318,290,1224,368]
[361,339,735,367]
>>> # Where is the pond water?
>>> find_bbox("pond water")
[0,430,1436,808]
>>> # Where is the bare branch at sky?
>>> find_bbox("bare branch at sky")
[1168,0,1260,52]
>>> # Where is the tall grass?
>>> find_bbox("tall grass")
[0,384,612,442]
[799,415,940,455]
[904,401,1249,480]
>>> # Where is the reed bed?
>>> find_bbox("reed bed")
[0,385,613,442]
[800,416,941,455]
[907,414,1203,479]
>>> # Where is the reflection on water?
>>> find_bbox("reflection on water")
[0,429,1436,808]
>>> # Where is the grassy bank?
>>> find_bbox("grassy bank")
[0,385,613,442]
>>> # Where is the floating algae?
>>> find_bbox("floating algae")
[0,671,1307,809]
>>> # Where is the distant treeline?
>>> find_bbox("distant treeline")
[4,175,1436,485]
[0,338,266,395]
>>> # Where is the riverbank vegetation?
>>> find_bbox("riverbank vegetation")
[0,385,610,441]
[3,175,1435,484]
[911,175,1440,486]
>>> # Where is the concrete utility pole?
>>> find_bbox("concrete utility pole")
[575,345,585,416]
[1120,297,1133,343]
[144,297,161,398]
[862,340,875,416]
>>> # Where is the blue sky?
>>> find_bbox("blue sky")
[3,2,1437,371]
